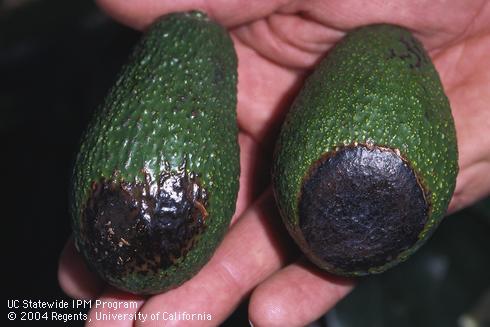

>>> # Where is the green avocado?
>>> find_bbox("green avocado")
[272,24,458,276]
[70,11,239,294]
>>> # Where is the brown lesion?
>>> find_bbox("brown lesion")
[79,167,208,279]
[193,200,208,220]
[386,34,429,69]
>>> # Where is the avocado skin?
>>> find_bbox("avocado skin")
[272,24,458,276]
[70,12,239,294]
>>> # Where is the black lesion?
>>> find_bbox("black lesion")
[212,58,226,86]
[299,145,428,273]
[387,35,429,69]
[80,168,208,279]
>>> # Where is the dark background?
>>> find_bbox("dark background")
[2,1,489,326]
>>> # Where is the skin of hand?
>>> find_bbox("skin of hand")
[58,1,490,326]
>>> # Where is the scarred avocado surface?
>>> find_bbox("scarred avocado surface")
[70,11,239,294]
[272,24,458,276]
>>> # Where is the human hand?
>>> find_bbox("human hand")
[59,1,490,326]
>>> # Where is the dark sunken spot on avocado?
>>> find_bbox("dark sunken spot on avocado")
[80,168,208,279]
[299,144,428,273]
[386,34,429,69]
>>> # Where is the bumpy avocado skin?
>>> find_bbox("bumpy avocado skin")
[70,12,239,294]
[273,24,458,276]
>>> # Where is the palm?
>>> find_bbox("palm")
[59,1,490,325]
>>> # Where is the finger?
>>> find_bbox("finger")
[298,0,480,49]
[249,259,353,327]
[86,288,145,326]
[233,133,270,223]
[58,237,105,299]
[232,13,339,69]
[96,0,289,30]
[134,188,296,327]
[233,37,304,143]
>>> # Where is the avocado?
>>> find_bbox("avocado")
[272,24,458,276]
[70,11,239,294]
